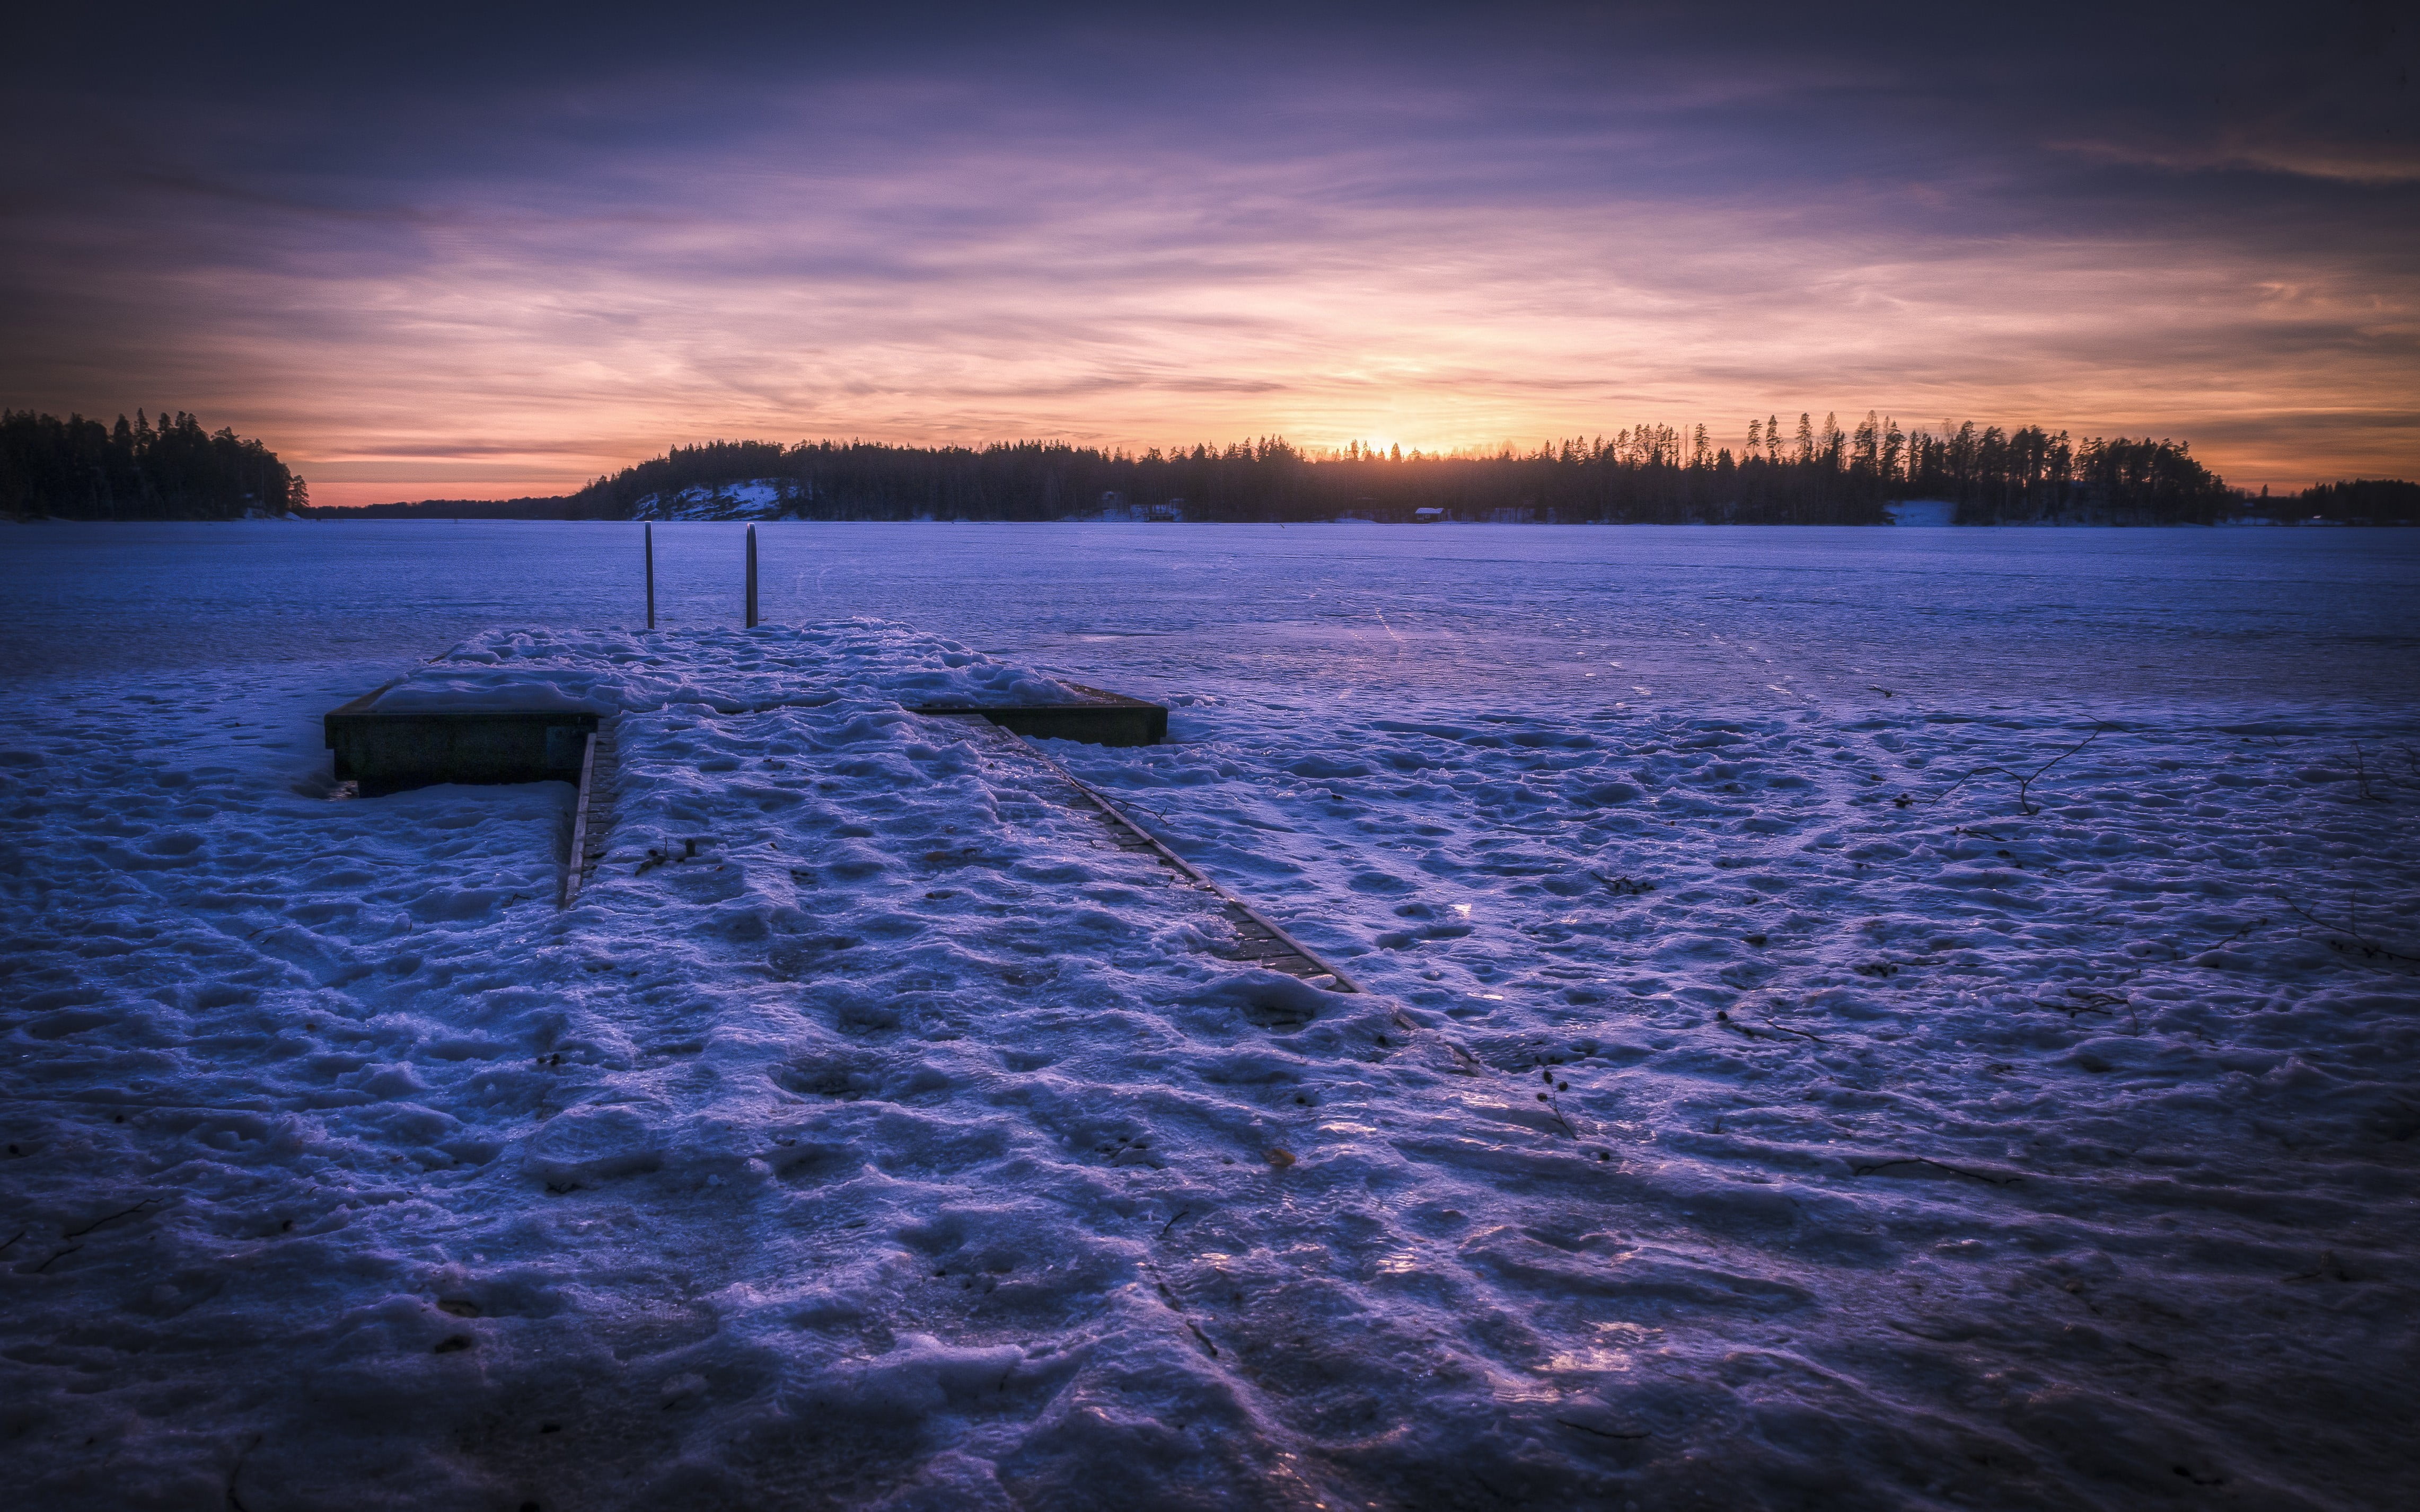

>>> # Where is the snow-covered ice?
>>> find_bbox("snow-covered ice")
[2,523,2416,1510]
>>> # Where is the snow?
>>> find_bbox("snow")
[632,479,798,522]
[3,523,2417,1509]
[367,625,1081,714]
[1884,499,1956,526]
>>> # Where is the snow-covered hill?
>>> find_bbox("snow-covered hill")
[630,478,800,522]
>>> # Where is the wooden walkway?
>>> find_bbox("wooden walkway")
[560,719,620,909]
[558,709,1361,992]
[988,723,1364,993]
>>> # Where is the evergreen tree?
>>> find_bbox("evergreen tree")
[0,409,300,520]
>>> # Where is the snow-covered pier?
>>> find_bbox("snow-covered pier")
[328,626,1235,958]
[359,622,1341,986]
[326,640,1168,798]
[322,693,599,796]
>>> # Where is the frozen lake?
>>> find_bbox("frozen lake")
[3,523,2417,1510]
[4,521,2416,713]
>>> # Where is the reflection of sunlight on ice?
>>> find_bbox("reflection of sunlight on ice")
[1541,1322,1658,1375]
[1542,1347,1640,1374]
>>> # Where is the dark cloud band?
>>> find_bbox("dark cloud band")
[5,2,2412,503]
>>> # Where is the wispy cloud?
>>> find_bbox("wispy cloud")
[3,3,2412,503]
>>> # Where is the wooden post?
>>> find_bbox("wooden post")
[644,523,656,630]
[745,524,759,627]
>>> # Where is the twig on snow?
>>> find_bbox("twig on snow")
[2041,989,2125,1018]
[1557,1419,1652,1440]
[2283,1251,2354,1284]
[2011,724,2108,814]
[1923,768,2002,807]
[2348,744,2386,802]
[1529,1066,1578,1136]
[2285,899,2420,966]
[1851,1156,2021,1186]
[1926,724,2108,816]
[63,1195,168,1238]
[227,1434,262,1512]
[1442,1039,1489,1076]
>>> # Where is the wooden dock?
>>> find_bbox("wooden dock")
[910,682,1167,747]
[327,671,1347,992]
[930,713,1362,992]
[559,718,620,909]
[323,689,597,797]
[329,684,1167,795]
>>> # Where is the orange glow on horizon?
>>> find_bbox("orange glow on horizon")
[11,41,2412,507]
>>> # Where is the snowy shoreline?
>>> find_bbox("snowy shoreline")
[17,514,2413,528]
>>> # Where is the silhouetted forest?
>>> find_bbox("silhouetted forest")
[330,495,601,520]
[542,413,2253,525]
[10,404,2398,526]
[2296,479,2420,525]
[1,410,304,519]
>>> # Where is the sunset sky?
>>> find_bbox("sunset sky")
[4,2,2413,507]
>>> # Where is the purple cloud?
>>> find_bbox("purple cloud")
[3,2,2411,503]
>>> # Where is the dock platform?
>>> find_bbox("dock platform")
[323,691,598,797]
[911,682,1166,747]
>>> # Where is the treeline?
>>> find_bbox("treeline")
[552,413,2245,524]
[2298,479,2419,525]
[1,410,305,520]
[1895,425,2235,524]
[8,403,2371,525]
[323,495,607,520]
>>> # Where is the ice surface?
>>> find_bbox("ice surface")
[2,524,2417,1510]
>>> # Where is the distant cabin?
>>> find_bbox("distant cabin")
[1413,507,1446,522]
